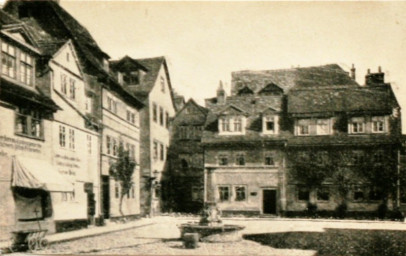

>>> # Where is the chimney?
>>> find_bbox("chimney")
[365,66,385,86]
[217,81,226,105]
[350,64,356,80]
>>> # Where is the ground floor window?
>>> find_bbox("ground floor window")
[234,186,247,201]
[218,186,230,202]
[368,187,383,201]
[297,186,310,201]
[317,187,330,201]
[191,186,204,201]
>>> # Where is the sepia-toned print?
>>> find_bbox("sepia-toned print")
[1,1,406,255]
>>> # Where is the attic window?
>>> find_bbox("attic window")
[219,116,245,135]
[160,76,165,93]
[66,52,70,62]
[263,115,279,135]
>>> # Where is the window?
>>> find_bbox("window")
[218,186,230,202]
[87,135,92,154]
[106,136,111,155]
[353,187,364,201]
[153,141,158,159]
[160,76,165,93]
[126,110,135,124]
[220,117,230,132]
[153,103,157,122]
[181,159,188,169]
[159,107,164,126]
[107,96,117,114]
[15,108,42,139]
[264,155,275,166]
[192,186,203,201]
[316,119,330,135]
[297,186,309,201]
[369,187,382,201]
[59,125,66,147]
[1,42,16,78]
[69,129,75,150]
[85,96,92,113]
[112,138,118,156]
[263,115,279,134]
[69,78,75,100]
[235,186,246,201]
[165,111,169,128]
[350,117,365,134]
[372,116,385,133]
[61,74,67,95]
[218,155,228,166]
[19,51,33,86]
[235,154,245,166]
[160,143,164,161]
[297,119,310,136]
[317,187,330,201]
[373,151,384,163]
[115,182,120,198]
[234,117,242,132]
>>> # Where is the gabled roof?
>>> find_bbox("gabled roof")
[288,85,397,116]
[218,104,249,116]
[0,9,21,26]
[231,64,359,95]
[262,107,279,114]
[109,56,148,73]
[173,98,209,126]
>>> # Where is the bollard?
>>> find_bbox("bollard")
[183,233,199,249]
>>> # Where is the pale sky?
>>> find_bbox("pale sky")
[2,1,406,130]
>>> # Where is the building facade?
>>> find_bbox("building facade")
[110,56,176,216]
[168,99,208,213]
[203,65,402,216]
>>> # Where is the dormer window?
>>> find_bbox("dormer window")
[19,51,33,86]
[263,115,279,135]
[219,116,245,134]
[372,116,385,133]
[297,119,311,136]
[316,119,330,135]
[1,42,16,79]
[349,117,365,134]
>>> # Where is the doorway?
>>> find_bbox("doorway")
[102,176,110,219]
[263,189,277,214]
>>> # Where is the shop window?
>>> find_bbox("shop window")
[15,107,42,139]
[297,186,309,201]
[317,187,330,201]
[59,125,66,147]
[152,103,157,122]
[159,107,164,126]
[218,155,228,166]
[264,155,275,166]
[218,186,230,202]
[19,51,33,86]
[235,154,245,166]
[69,78,75,100]
[235,186,246,201]
[1,41,16,78]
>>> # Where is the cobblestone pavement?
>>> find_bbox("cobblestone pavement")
[34,217,315,256]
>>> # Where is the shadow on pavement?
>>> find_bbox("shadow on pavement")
[244,228,406,256]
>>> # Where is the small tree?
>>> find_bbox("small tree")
[109,145,136,218]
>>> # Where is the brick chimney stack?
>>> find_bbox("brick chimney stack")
[365,66,385,86]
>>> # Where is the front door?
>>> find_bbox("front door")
[263,189,277,214]
[102,176,110,219]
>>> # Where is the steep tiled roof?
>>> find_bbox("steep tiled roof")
[231,64,358,95]
[288,85,396,116]
[173,98,208,126]
[133,57,165,94]
[0,9,21,25]
[287,134,400,147]
[109,56,148,73]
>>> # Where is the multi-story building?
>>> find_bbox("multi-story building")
[168,99,208,213]
[203,64,402,216]
[0,10,70,240]
[110,56,176,215]
[3,0,145,221]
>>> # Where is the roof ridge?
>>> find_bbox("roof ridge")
[232,63,344,74]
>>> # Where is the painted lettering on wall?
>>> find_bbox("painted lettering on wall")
[55,154,81,176]
[0,135,42,153]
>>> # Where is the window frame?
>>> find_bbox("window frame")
[234,185,247,202]
[235,153,245,166]
[218,185,230,202]
[1,41,16,79]
[372,116,385,133]
[15,108,43,139]
[297,186,310,201]
[218,154,228,166]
